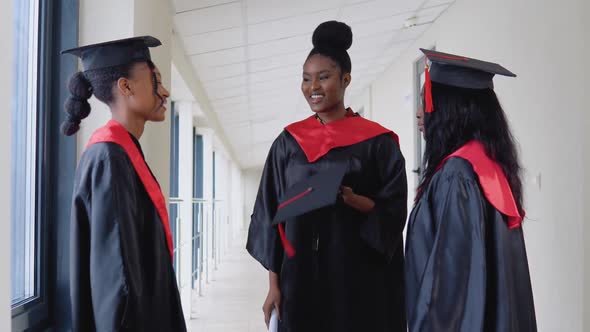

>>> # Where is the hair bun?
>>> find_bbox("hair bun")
[68,72,93,100]
[64,98,91,120]
[312,21,353,51]
[60,120,80,136]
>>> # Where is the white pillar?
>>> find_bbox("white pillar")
[78,0,134,158]
[78,0,173,199]
[220,152,229,260]
[212,147,226,268]
[132,0,173,200]
[231,164,243,237]
[196,127,214,285]
[176,102,194,322]
[584,3,590,327]
[227,161,236,243]
[222,155,231,256]
[216,151,232,261]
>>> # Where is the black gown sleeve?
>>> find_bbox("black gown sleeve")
[410,171,487,332]
[70,151,137,331]
[246,135,287,273]
[360,135,408,260]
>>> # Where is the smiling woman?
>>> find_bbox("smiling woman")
[301,21,352,124]
[61,37,169,137]
[61,36,185,332]
[247,20,409,332]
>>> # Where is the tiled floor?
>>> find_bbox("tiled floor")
[189,233,268,332]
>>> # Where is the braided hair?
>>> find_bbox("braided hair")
[61,60,161,136]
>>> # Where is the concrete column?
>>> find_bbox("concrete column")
[212,148,223,269]
[196,127,214,285]
[230,163,244,237]
[176,101,194,322]
[78,0,173,197]
[216,151,234,262]
[583,0,590,328]
[133,0,173,199]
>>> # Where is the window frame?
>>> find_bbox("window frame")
[11,0,49,328]
[11,0,79,330]
[413,46,435,191]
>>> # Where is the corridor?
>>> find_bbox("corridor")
[3,0,590,330]
[190,233,268,332]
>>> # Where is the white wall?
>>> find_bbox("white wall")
[171,34,238,165]
[243,168,263,230]
[351,0,587,330]
[0,0,13,329]
[133,0,174,198]
[77,0,133,155]
[583,0,590,328]
[196,127,215,284]
[231,164,245,236]
[78,0,174,197]
[584,92,590,327]
[176,102,194,323]
[347,86,372,119]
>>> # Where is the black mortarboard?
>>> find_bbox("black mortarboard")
[61,36,161,71]
[272,164,347,225]
[420,48,516,113]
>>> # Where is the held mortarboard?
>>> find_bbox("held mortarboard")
[61,36,161,71]
[272,164,347,257]
[272,165,347,225]
[420,48,516,113]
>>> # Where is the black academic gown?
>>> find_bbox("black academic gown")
[69,134,186,332]
[405,158,537,332]
[247,130,408,332]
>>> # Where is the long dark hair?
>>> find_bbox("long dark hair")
[61,60,159,136]
[417,81,524,215]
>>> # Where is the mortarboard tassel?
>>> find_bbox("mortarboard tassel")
[423,52,470,114]
[278,224,296,257]
[424,57,434,113]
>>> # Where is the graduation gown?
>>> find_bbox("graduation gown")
[69,120,186,332]
[405,147,537,332]
[247,113,408,332]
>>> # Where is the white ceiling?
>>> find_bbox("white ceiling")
[172,0,454,169]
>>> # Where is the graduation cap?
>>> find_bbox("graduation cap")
[61,36,161,71]
[421,48,516,113]
[272,164,347,257]
[272,165,347,225]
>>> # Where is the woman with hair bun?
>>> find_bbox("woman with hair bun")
[62,36,186,332]
[247,21,408,331]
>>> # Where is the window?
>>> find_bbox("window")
[169,102,180,272]
[193,133,204,200]
[11,0,40,309]
[192,133,204,291]
[12,0,80,329]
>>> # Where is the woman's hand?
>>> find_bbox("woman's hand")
[263,271,282,328]
[340,186,375,213]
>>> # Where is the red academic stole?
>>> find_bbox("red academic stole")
[438,140,524,228]
[277,112,400,257]
[285,112,400,163]
[87,120,174,260]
